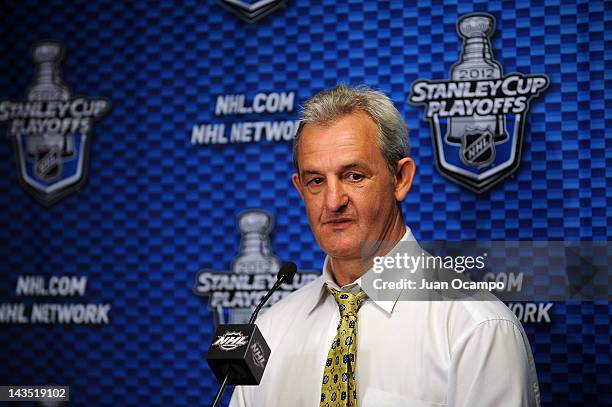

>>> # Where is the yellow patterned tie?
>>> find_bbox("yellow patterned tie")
[320,286,368,407]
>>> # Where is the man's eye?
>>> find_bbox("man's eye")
[348,173,363,181]
[308,177,323,185]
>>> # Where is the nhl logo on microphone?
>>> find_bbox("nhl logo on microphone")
[250,341,267,368]
[212,331,249,351]
[206,324,271,385]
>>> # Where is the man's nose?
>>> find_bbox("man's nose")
[324,178,348,212]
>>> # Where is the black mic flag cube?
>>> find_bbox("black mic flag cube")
[206,324,271,385]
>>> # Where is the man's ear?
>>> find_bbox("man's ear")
[292,172,304,200]
[394,157,416,202]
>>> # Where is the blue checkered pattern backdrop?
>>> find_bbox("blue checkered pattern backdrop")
[0,0,610,405]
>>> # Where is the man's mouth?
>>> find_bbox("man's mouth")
[323,218,354,229]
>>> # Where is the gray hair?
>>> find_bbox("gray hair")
[292,84,409,175]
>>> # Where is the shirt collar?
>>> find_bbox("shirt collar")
[307,226,418,316]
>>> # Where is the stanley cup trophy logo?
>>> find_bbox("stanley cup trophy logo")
[0,41,110,206]
[29,42,70,102]
[409,13,549,193]
[194,209,319,325]
[230,210,282,323]
[232,210,282,275]
[446,15,508,168]
[27,43,72,181]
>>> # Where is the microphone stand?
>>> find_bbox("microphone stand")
[211,374,230,407]
[209,262,297,407]
[248,276,286,325]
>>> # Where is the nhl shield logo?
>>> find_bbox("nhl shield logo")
[461,129,495,168]
[0,41,110,206]
[409,13,549,193]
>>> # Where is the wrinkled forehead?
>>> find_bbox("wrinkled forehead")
[297,113,385,173]
[293,109,383,170]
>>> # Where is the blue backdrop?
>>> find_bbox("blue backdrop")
[0,0,610,406]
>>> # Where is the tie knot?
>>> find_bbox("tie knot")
[326,286,367,317]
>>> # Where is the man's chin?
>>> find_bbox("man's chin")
[319,242,362,260]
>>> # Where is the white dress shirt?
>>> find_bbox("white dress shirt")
[229,227,540,407]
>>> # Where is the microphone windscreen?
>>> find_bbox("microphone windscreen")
[277,262,297,284]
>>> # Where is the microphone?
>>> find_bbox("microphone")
[249,262,297,324]
[206,262,298,407]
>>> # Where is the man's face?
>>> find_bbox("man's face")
[292,112,402,260]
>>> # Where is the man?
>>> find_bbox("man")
[229,85,540,406]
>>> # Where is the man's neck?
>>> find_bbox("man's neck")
[329,220,407,287]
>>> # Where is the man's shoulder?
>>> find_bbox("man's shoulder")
[392,293,524,346]
[453,296,520,326]
[444,296,527,348]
